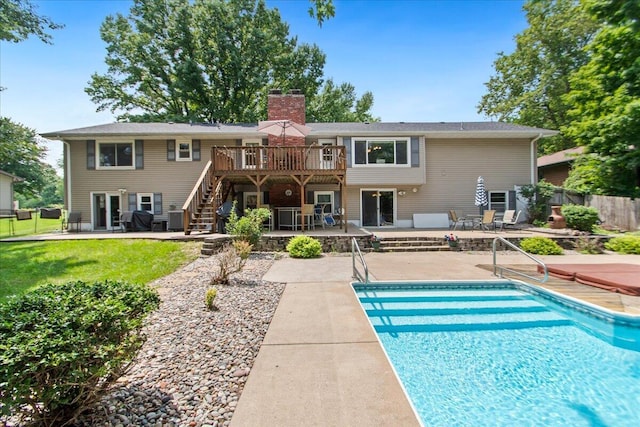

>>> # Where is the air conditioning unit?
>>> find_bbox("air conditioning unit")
[168,210,184,231]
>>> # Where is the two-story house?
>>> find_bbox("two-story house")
[42,90,556,234]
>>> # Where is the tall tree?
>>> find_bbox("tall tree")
[0,117,50,198]
[86,0,370,124]
[477,0,598,154]
[307,79,377,122]
[0,0,62,44]
[563,0,640,197]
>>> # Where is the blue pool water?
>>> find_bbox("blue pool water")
[354,282,640,427]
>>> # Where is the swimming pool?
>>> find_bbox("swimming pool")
[354,280,640,427]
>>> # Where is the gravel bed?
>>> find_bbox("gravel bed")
[76,252,285,427]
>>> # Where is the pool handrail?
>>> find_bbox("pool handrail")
[492,236,548,283]
[352,237,369,283]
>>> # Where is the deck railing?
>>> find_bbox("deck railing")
[211,146,346,173]
[182,160,214,233]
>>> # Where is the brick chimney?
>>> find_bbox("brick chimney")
[267,89,306,147]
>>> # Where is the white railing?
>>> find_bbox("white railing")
[352,238,369,283]
[492,236,548,283]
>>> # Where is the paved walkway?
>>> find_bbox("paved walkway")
[231,251,640,426]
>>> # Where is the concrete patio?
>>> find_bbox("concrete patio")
[230,250,640,426]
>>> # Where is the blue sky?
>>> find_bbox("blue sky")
[0,0,527,168]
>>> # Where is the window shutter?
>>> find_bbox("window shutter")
[306,191,314,204]
[263,191,269,204]
[411,137,419,167]
[87,140,95,170]
[154,193,163,215]
[508,191,517,210]
[135,140,144,169]
[236,139,242,146]
[334,191,341,211]
[167,140,176,161]
[192,140,201,161]
[262,138,268,146]
[344,137,351,168]
[128,193,137,211]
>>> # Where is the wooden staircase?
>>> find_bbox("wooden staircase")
[375,236,453,252]
[183,161,221,235]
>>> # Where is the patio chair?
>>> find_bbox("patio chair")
[449,210,472,230]
[320,204,336,227]
[65,212,82,233]
[314,204,325,229]
[496,210,521,231]
[478,210,496,232]
[297,204,315,230]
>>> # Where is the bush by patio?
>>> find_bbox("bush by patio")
[0,280,160,426]
[605,235,640,254]
[562,205,600,232]
[520,237,563,255]
[286,235,322,258]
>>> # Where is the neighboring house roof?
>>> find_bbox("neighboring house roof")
[537,147,584,168]
[41,121,558,140]
[0,169,24,182]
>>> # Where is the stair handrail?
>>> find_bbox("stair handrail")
[182,160,213,234]
[352,238,369,283]
[492,236,548,283]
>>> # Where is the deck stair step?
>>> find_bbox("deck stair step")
[376,236,452,252]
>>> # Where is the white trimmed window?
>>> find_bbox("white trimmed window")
[98,142,134,168]
[489,191,508,214]
[314,191,334,214]
[353,138,409,166]
[177,140,192,161]
[137,193,154,213]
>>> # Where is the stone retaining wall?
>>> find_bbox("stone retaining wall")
[202,234,611,255]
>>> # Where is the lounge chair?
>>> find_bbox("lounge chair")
[449,210,472,230]
[496,210,521,231]
[314,205,325,229]
[478,210,496,232]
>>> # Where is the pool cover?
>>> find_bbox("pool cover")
[537,264,640,296]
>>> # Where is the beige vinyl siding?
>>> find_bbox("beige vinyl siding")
[67,138,235,224]
[422,138,532,216]
[343,138,533,223]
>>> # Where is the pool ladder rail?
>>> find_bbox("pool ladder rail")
[352,238,369,283]
[493,236,548,283]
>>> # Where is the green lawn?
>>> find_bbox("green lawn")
[0,215,65,239]
[0,240,202,302]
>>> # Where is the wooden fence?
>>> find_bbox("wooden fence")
[586,195,639,231]
[549,190,638,231]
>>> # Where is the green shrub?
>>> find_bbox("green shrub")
[520,237,563,255]
[0,280,160,426]
[518,180,556,223]
[562,205,600,232]
[604,236,640,254]
[205,287,218,310]
[286,235,322,258]
[225,203,270,245]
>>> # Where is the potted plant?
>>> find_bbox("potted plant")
[370,234,381,251]
[445,233,459,249]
